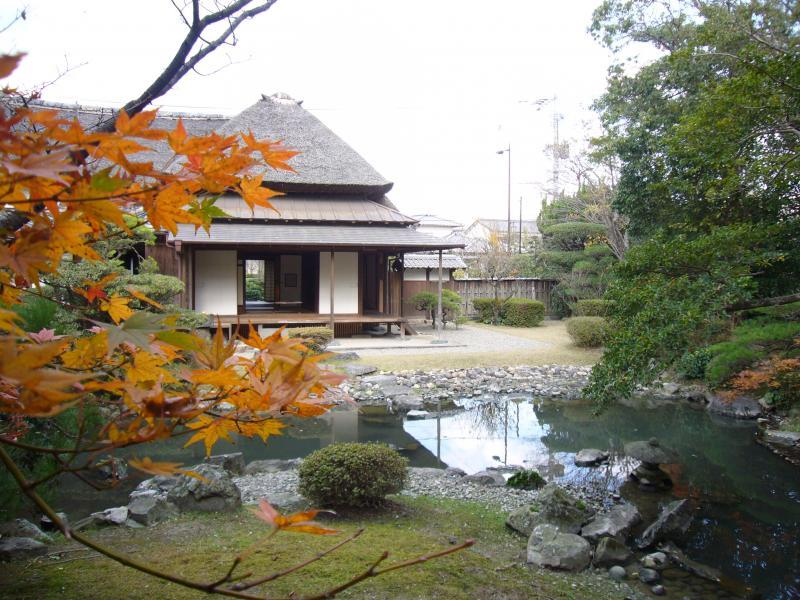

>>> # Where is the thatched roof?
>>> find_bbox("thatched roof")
[217,93,392,195]
[213,193,415,224]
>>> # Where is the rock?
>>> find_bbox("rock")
[506,484,592,536]
[764,429,800,447]
[0,518,52,543]
[608,565,627,581]
[244,458,301,475]
[662,383,680,395]
[445,467,466,477]
[706,392,761,419]
[127,491,179,526]
[639,567,660,583]
[406,410,431,420]
[651,584,666,596]
[526,524,591,572]
[593,536,632,568]
[96,456,128,480]
[40,512,68,532]
[660,542,722,583]
[166,463,241,512]
[0,537,47,561]
[581,503,641,543]
[642,551,668,569]
[464,470,506,486]
[326,351,360,362]
[205,452,246,475]
[88,506,129,527]
[263,491,308,514]
[393,395,424,410]
[361,374,396,387]
[133,475,180,497]
[638,500,694,549]
[574,449,609,467]
[382,384,416,398]
[343,364,377,377]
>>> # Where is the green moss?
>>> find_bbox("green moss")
[0,497,631,600]
[506,469,546,490]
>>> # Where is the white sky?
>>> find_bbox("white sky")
[2,0,617,225]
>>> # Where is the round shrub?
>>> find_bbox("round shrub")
[286,326,334,354]
[298,442,408,507]
[566,316,608,348]
[574,299,610,317]
[502,298,545,327]
[676,347,713,380]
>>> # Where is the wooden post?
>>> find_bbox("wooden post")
[399,252,405,340]
[383,253,390,316]
[329,250,335,338]
[436,249,443,340]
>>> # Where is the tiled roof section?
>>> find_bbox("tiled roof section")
[473,218,541,235]
[216,93,392,193]
[170,223,463,250]
[213,194,415,224]
[403,253,467,269]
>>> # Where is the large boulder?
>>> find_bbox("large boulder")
[574,449,609,467]
[637,499,694,549]
[506,484,592,536]
[205,452,246,475]
[706,392,761,419]
[580,503,641,543]
[593,536,632,567]
[527,524,592,572]
[88,506,130,527]
[0,537,47,561]
[167,463,241,512]
[343,364,377,377]
[464,470,506,486]
[0,518,52,543]
[127,491,179,526]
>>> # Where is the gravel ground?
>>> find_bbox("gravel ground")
[233,466,605,514]
[352,323,550,356]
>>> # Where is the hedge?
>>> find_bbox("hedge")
[473,297,505,324]
[566,316,608,347]
[503,298,545,327]
[573,299,610,317]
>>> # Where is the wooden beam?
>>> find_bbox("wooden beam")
[329,250,335,336]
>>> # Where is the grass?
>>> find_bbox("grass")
[356,320,602,371]
[0,496,630,600]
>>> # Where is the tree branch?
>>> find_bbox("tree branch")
[727,292,800,312]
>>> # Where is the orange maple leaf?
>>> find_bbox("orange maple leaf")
[251,500,338,535]
[100,294,134,324]
[129,457,208,482]
[237,174,281,211]
[184,415,238,456]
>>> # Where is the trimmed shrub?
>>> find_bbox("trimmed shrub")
[566,316,608,348]
[11,294,57,332]
[409,289,462,326]
[506,469,546,490]
[574,299,610,317]
[704,344,762,387]
[473,297,505,324]
[676,348,713,380]
[287,326,334,354]
[503,298,545,327]
[298,442,408,507]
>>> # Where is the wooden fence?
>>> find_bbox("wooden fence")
[402,278,556,318]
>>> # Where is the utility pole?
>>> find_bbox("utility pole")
[496,145,511,252]
[519,196,523,253]
[519,95,562,202]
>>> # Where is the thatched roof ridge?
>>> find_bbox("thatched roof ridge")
[216,93,392,196]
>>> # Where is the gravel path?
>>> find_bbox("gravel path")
[351,323,550,356]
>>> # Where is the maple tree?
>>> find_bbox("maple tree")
[0,55,472,597]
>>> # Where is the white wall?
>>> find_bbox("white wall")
[195,250,237,315]
[403,268,428,281]
[319,252,358,314]
[279,255,302,303]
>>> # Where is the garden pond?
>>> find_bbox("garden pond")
[54,398,800,599]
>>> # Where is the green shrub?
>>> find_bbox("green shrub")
[574,299,610,317]
[287,326,334,354]
[298,442,408,507]
[409,289,462,326]
[705,343,763,387]
[473,297,505,324]
[506,469,546,490]
[245,276,265,301]
[165,305,210,330]
[676,347,713,380]
[566,316,608,347]
[502,298,545,327]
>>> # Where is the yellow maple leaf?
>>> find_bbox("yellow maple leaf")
[124,351,174,385]
[62,331,108,370]
[238,419,285,443]
[127,287,164,310]
[100,294,134,324]
[184,415,238,456]
[49,214,99,261]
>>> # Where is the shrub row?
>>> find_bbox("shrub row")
[472,297,545,327]
[573,299,610,317]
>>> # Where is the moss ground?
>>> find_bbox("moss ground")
[0,496,630,600]
[356,320,602,371]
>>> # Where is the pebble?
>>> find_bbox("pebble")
[651,584,666,596]
[609,565,627,581]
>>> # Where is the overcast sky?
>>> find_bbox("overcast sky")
[2,0,618,226]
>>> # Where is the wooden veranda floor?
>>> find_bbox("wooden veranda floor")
[212,312,411,337]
